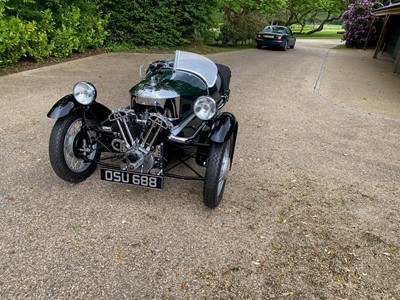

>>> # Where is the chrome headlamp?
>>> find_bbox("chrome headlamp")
[194,96,216,120]
[73,81,97,105]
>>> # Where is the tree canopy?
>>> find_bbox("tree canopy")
[276,0,348,33]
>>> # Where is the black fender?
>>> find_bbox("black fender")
[209,112,238,169]
[209,112,237,143]
[47,94,111,121]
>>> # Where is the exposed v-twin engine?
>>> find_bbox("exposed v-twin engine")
[107,108,171,174]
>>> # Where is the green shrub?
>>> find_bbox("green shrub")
[77,14,109,51]
[220,13,265,46]
[51,6,80,57]
[95,0,214,47]
[0,16,28,65]
[53,4,109,54]
[0,0,5,16]
[26,9,54,61]
[0,0,109,67]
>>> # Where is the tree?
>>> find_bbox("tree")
[285,0,317,30]
[283,0,347,33]
[219,0,287,45]
[306,0,347,34]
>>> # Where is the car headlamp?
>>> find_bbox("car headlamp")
[194,96,216,121]
[73,81,97,105]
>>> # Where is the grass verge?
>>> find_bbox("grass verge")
[292,24,343,40]
[105,42,254,55]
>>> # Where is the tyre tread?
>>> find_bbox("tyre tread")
[203,142,228,208]
[49,113,98,183]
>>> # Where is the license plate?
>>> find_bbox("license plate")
[264,35,274,38]
[100,168,163,190]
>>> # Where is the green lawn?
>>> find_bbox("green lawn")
[291,24,344,39]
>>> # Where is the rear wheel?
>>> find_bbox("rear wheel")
[281,42,287,51]
[257,44,262,49]
[49,112,100,183]
[203,139,231,208]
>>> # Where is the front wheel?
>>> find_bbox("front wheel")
[49,112,100,183]
[203,139,232,208]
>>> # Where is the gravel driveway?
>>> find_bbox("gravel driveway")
[1,40,399,299]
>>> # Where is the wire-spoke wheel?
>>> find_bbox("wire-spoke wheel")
[49,112,100,183]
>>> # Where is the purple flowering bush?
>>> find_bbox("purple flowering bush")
[342,0,380,48]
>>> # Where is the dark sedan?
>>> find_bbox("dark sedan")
[256,25,296,51]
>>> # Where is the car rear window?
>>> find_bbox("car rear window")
[262,26,286,34]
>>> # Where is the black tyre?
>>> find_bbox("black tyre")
[281,42,287,51]
[203,139,231,208]
[257,44,262,49]
[49,112,100,183]
[290,41,295,49]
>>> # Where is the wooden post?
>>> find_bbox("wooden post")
[364,16,376,50]
[374,15,391,59]
[394,46,400,74]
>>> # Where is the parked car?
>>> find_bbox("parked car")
[256,25,296,51]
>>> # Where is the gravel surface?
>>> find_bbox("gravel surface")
[1,40,399,299]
